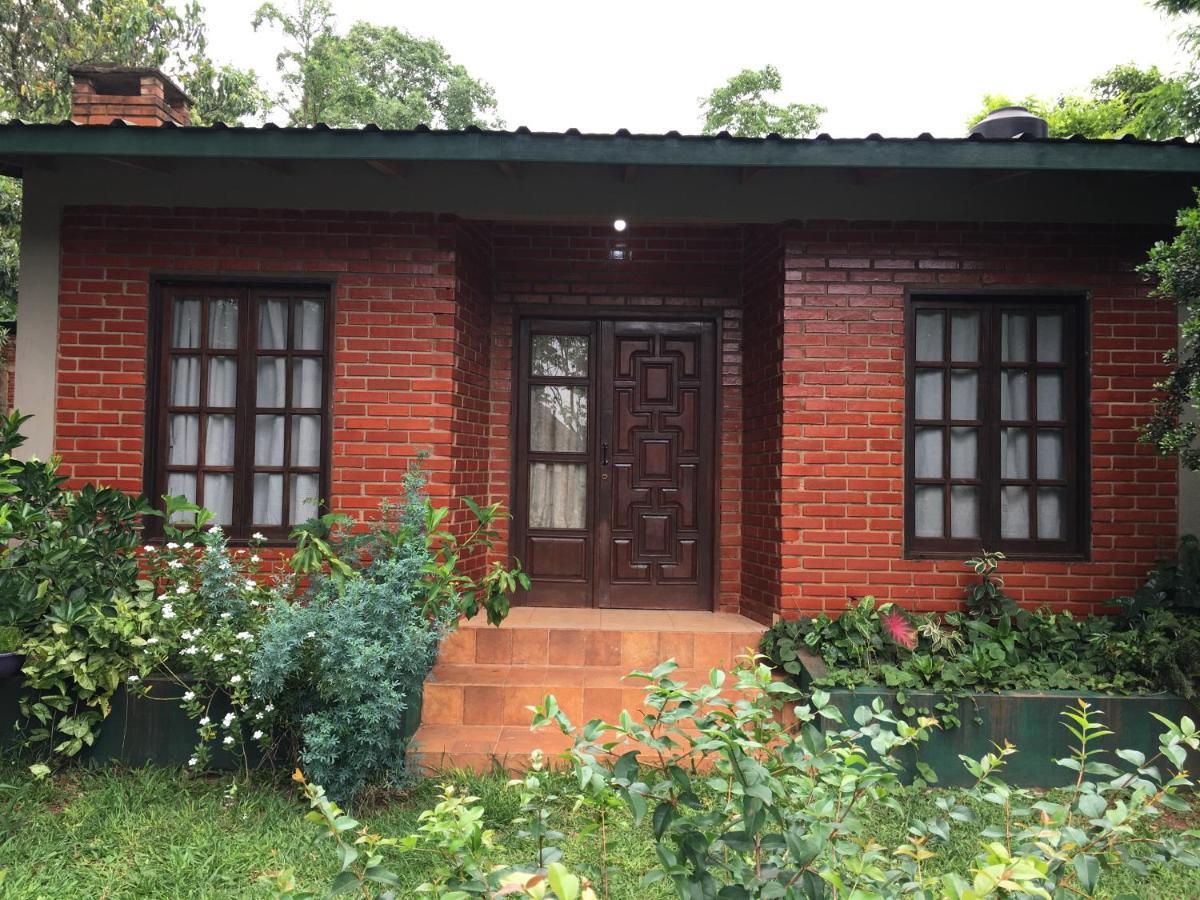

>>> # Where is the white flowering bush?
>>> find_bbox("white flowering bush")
[131,498,293,772]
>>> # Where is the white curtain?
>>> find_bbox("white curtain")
[529,463,586,530]
[527,385,588,530]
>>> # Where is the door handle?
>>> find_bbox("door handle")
[600,442,609,466]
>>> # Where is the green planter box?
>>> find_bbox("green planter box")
[793,648,1199,788]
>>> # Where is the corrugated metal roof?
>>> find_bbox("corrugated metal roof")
[1,118,1198,175]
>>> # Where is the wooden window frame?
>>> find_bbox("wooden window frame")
[144,280,334,543]
[904,293,1089,560]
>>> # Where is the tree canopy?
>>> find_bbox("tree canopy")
[699,65,825,138]
[253,0,500,129]
[966,63,1195,139]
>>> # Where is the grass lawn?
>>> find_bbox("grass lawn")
[1,762,1199,899]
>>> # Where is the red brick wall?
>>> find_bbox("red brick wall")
[51,207,1178,620]
[775,221,1177,616]
[486,222,746,613]
[56,206,463,520]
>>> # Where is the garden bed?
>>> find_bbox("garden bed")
[793,646,1199,787]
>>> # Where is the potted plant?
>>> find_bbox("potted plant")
[0,624,24,678]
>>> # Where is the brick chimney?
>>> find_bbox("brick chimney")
[68,64,191,126]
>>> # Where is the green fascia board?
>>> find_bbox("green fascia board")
[2,124,1200,173]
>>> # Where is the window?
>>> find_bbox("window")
[905,296,1086,558]
[148,283,331,539]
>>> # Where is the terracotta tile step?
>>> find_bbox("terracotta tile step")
[428,664,717,687]
[409,723,715,775]
[437,625,765,669]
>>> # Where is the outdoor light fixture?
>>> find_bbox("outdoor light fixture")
[613,218,627,232]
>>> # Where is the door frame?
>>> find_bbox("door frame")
[509,306,723,610]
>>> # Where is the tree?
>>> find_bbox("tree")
[253,2,500,129]
[699,65,825,138]
[966,63,1195,139]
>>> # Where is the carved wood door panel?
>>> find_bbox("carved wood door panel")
[513,317,716,610]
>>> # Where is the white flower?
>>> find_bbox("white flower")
[167,559,184,570]
[264,703,274,713]
[199,716,210,726]
[160,603,175,620]
[251,532,266,541]
[182,690,195,702]
[254,712,263,721]
[229,674,242,685]
[175,584,189,596]
[223,735,234,746]
[250,555,261,564]
[212,653,224,662]
[306,631,316,639]
[181,646,198,656]
[244,579,256,591]
[181,630,192,642]
[146,637,159,645]
[127,675,140,684]
[166,542,179,550]
[157,593,169,602]
[219,612,232,620]
[188,757,198,767]
[235,631,252,642]
[252,730,263,740]
[222,712,235,727]
[250,601,260,608]
[183,542,194,549]
[143,545,156,553]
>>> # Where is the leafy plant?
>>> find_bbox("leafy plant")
[0,624,21,654]
[963,550,1018,620]
[1117,534,1200,616]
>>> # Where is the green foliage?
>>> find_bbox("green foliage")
[253,1,499,129]
[963,550,1018,619]
[967,63,1196,139]
[0,413,156,756]
[0,175,18,325]
[1140,195,1200,469]
[699,64,825,138]
[0,623,21,653]
[1117,534,1200,616]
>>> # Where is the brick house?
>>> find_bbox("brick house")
[2,67,1198,764]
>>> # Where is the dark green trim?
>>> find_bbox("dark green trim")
[1,124,1200,173]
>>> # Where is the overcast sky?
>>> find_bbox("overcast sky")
[201,0,1194,137]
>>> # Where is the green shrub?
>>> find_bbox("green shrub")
[0,624,21,654]
[1117,534,1200,616]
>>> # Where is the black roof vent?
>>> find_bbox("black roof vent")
[969,105,1049,139]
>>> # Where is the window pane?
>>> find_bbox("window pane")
[170,356,200,406]
[1001,486,1031,539]
[530,386,588,452]
[1037,314,1064,363]
[204,474,234,525]
[950,311,980,362]
[914,369,943,420]
[914,427,942,478]
[207,357,237,407]
[950,370,978,419]
[291,416,322,466]
[529,462,587,529]
[259,299,288,350]
[532,335,589,377]
[166,473,197,520]
[1036,372,1063,421]
[1037,487,1065,540]
[255,415,284,466]
[1001,427,1030,478]
[1001,370,1029,420]
[1002,313,1029,362]
[915,311,944,362]
[294,300,324,350]
[951,486,980,538]
[253,473,282,525]
[914,485,944,538]
[172,299,201,348]
[950,427,978,478]
[1037,429,1064,480]
[205,415,235,466]
[293,358,323,407]
[208,298,239,349]
[290,474,320,525]
[168,414,198,465]
[257,358,286,407]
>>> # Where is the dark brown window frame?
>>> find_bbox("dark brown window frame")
[904,293,1089,560]
[145,279,334,543]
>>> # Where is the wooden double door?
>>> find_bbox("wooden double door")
[513,317,717,609]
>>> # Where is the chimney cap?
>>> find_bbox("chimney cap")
[68,63,192,106]
[969,105,1050,140]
